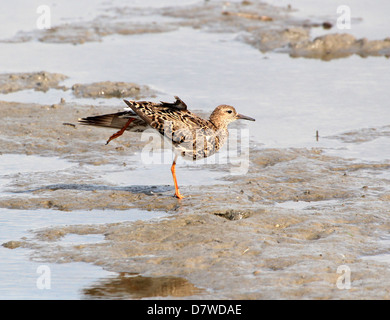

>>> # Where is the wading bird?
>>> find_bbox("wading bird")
[79,96,255,199]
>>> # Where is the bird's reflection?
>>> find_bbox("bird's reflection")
[82,273,203,299]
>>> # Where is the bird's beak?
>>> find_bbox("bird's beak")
[236,113,256,121]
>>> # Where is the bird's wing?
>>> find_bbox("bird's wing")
[123,97,212,144]
[159,96,188,110]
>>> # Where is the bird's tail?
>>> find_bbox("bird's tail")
[78,111,135,130]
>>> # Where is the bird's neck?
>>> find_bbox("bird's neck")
[209,120,229,146]
[209,117,228,130]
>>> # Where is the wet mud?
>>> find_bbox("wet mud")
[290,33,390,60]
[0,71,68,94]
[2,0,390,299]
[326,125,390,144]
[72,81,157,99]
[2,94,390,299]
[3,1,390,60]
[0,71,156,100]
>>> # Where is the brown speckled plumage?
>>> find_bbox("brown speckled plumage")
[79,96,255,199]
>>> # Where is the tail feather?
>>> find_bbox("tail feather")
[79,96,185,133]
[79,111,135,130]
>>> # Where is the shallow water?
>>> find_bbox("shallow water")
[1,0,390,299]
[0,207,167,299]
[2,28,389,155]
[264,0,390,39]
[274,199,341,211]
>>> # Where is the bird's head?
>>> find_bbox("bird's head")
[210,105,255,128]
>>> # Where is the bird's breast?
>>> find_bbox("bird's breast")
[173,128,228,161]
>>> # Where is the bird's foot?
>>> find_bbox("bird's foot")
[105,118,135,145]
[174,192,184,200]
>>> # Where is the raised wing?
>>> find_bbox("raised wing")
[123,97,223,160]
[123,97,211,139]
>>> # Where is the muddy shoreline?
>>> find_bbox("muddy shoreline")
[2,0,390,299]
[3,1,390,60]
[2,95,390,298]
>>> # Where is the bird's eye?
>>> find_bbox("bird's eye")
[226,110,233,114]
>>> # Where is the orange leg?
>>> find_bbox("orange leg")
[106,118,135,145]
[171,158,184,199]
